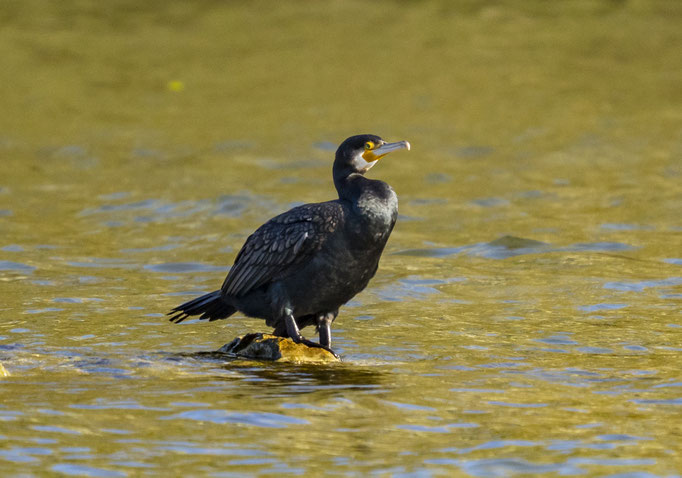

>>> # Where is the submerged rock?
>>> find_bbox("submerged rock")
[217,333,340,363]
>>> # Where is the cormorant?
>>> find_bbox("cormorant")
[168,134,410,357]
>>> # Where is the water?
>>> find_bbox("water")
[1,1,681,476]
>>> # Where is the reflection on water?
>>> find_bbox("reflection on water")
[181,351,386,395]
[1,0,681,475]
[394,234,637,259]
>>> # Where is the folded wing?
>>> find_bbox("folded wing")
[221,202,342,297]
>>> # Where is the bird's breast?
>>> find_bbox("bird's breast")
[354,187,398,242]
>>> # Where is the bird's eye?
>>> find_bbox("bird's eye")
[364,141,374,150]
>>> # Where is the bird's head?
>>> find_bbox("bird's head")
[333,134,410,181]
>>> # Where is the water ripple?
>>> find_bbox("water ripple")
[162,410,309,428]
[394,236,636,259]
[455,457,582,477]
[604,277,682,292]
[143,262,228,273]
[51,464,126,477]
[0,260,35,273]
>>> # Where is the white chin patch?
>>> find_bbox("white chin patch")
[352,153,378,173]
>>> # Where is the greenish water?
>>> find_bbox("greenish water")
[1,1,681,476]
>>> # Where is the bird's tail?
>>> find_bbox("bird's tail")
[168,290,236,324]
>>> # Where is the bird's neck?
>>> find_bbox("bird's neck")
[334,173,367,202]
[335,174,398,230]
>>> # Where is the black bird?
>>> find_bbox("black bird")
[168,134,410,357]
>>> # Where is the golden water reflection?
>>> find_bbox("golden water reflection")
[1,1,681,475]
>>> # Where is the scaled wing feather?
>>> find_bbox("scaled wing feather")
[220,203,342,298]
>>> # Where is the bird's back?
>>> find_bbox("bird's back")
[221,200,346,299]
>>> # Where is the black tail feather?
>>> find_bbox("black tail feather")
[168,291,236,324]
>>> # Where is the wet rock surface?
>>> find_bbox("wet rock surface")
[217,333,340,363]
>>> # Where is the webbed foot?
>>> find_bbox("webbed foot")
[296,337,340,360]
[284,309,340,359]
[294,337,339,359]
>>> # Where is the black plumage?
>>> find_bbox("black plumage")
[168,134,410,357]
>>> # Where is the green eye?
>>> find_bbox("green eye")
[364,141,373,150]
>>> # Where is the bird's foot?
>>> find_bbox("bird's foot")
[293,336,340,360]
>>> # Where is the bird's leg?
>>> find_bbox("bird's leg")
[314,311,340,359]
[283,308,302,341]
[318,315,331,348]
[317,310,338,348]
[283,309,340,359]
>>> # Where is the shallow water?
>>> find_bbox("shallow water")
[1,1,681,476]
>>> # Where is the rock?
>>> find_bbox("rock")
[217,333,340,363]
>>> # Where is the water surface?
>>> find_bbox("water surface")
[1,1,681,476]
